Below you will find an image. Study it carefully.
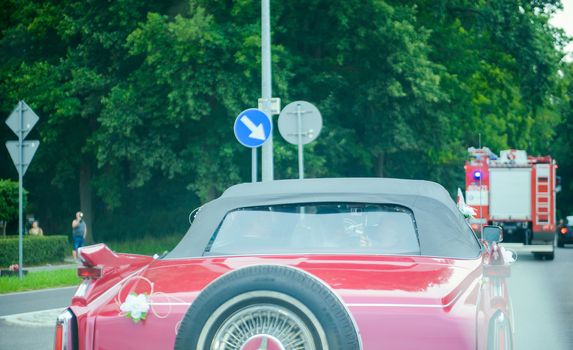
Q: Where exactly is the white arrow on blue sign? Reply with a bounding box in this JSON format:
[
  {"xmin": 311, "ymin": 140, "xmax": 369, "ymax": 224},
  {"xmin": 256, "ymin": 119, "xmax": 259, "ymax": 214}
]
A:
[{"xmin": 233, "ymin": 108, "xmax": 272, "ymax": 148}]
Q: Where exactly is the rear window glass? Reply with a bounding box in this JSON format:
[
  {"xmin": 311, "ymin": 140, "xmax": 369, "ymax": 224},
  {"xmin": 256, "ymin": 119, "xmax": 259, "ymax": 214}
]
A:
[{"xmin": 204, "ymin": 203, "xmax": 420, "ymax": 256}]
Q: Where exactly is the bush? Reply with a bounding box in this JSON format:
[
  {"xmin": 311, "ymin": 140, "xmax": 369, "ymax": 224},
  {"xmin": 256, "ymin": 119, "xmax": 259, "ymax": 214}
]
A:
[
  {"xmin": 0, "ymin": 235, "xmax": 68, "ymax": 267},
  {"xmin": 104, "ymin": 233, "xmax": 183, "ymax": 256}
]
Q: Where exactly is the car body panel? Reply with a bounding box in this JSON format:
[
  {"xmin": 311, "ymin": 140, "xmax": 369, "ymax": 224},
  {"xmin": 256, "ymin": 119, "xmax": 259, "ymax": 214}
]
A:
[
  {"xmin": 70, "ymin": 253, "xmax": 506, "ymax": 350},
  {"xmin": 63, "ymin": 179, "xmax": 511, "ymax": 350}
]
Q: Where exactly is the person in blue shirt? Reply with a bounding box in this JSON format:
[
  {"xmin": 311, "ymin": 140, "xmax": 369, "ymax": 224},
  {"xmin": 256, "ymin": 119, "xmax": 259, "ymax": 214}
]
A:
[{"xmin": 72, "ymin": 211, "xmax": 87, "ymax": 261}]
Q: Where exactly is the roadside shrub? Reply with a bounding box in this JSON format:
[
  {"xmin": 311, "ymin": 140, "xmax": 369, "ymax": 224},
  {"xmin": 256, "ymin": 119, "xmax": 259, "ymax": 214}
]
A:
[
  {"xmin": 0, "ymin": 235, "xmax": 67, "ymax": 267},
  {"xmin": 104, "ymin": 233, "xmax": 183, "ymax": 256}
]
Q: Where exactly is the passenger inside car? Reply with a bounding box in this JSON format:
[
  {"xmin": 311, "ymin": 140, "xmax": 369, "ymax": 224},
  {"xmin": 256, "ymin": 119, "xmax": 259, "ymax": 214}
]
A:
[{"xmin": 365, "ymin": 212, "xmax": 420, "ymax": 254}]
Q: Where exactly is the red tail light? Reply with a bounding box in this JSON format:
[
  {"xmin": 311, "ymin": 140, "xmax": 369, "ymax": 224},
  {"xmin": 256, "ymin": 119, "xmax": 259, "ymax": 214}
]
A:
[
  {"xmin": 54, "ymin": 309, "xmax": 74, "ymax": 350},
  {"xmin": 54, "ymin": 324, "xmax": 63, "ymax": 350},
  {"xmin": 561, "ymin": 227, "xmax": 568, "ymax": 235},
  {"xmin": 77, "ymin": 266, "xmax": 103, "ymax": 279}
]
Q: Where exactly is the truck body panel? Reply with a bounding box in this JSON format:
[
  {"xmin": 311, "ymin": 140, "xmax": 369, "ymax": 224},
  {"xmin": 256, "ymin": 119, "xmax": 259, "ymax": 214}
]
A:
[{"xmin": 489, "ymin": 168, "xmax": 531, "ymax": 221}]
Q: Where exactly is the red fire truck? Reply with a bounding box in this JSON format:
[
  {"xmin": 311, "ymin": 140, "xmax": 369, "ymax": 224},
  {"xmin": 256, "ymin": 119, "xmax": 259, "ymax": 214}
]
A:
[{"xmin": 464, "ymin": 147, "xmax": 558, "ymax": 260}]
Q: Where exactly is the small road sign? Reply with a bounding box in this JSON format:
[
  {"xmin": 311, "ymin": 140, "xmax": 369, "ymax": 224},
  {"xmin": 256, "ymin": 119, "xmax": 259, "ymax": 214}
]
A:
[
  {"xmin": 5, "ymin": 140, "xmax": 40, "ymax": 176},
  {"xmin": 234, "ymin": 108, "xmax": 272, "ymax": 148},
  {"xmin": 278, "ymin": 101, "xmax": 323, "ymax": 179},
  {"xmin": 278, "ymin": 101, "xmax": 322, "ymax": 145},
  {"xmin": 258, "ymin": 97, "xmax": 281, "ymax": 115},
  {"xmin": 5, "ymin": 101, "xmax": 39, "ymax": 139}
]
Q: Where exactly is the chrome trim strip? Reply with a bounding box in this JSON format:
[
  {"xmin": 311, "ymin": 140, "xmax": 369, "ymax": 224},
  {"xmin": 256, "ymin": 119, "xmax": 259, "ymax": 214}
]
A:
[
  {"xmin": 74, "ymin": 280, "xmax": 90, "ymax": 298},
  {"xmin": 348, "ymin": 303, "xmax": 449, "ymax": 308},
  {"xmin": 196, "ymin": 251, "xmax": 482, "ymax": 260},
  {"xmin": 148, "ymin": 302, "xmax": 191, "ymax": 306},
  {"xmin": 56, "ymin": 309, "xmax": 73, "ymax": 350}
]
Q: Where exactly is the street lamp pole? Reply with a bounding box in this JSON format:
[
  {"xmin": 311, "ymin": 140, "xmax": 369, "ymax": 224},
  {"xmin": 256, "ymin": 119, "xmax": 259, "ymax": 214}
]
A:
[{"xmin": 261, "ymin": 0, "xmax": 273, "ymax": 181}]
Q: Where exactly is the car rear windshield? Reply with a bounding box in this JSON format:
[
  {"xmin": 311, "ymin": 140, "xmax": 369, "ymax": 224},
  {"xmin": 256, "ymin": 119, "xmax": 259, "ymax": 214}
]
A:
[{"xmin": 204, "ymin": 203, "xmax": 421, "ymax": 256}]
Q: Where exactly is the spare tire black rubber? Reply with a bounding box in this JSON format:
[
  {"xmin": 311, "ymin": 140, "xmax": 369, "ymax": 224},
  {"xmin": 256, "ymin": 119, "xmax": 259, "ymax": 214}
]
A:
[{"xmin": 174, "ymin": 264, "xmax": 361, "ymax": 350}]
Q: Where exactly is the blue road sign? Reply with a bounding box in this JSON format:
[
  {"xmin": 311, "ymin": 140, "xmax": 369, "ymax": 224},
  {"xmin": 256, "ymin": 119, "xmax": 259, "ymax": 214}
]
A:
[{"xmin": 234, "ymin": 108, "xmax": 272, "ymax": 148}]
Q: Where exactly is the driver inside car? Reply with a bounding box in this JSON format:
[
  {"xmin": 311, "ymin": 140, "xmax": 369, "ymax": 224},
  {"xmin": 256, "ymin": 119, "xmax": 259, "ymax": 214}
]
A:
[{"xmin": 321, "ymin": 212, "xmax": 370, "ymax": 248}]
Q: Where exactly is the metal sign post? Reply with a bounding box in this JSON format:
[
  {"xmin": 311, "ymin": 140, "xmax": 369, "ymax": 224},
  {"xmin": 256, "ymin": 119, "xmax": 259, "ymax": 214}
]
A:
[
  {"xmin": 233, "ymin": 108, "xmax": 272, "ymax": 182},
  {"xmin": 296, "ymin": 104, "xmax": 304, "ymax": 179},
  {"xmin": 278, "ymin": 101, "xmax": 323, "ymax": 179},
  {"xmin": 261, "ymin": 0, "xmax": 273, "ymax": 182},
  {"xmin": 252, "ymin": 148, "xmax": 257, "ymax": 182},
  {"xmin": 5, "ymin": 101, "xmax": 40, "ymax": 279},
  {"xmin": 18, "ymin": 102, "xmax": 23, "ymax": 279}
]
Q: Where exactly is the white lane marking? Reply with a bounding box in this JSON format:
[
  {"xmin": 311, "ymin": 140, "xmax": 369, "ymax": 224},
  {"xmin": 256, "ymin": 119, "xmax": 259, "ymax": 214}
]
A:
[{"xmin": 0, "ymin": 307, "xmax": 64, "ymax": 327}]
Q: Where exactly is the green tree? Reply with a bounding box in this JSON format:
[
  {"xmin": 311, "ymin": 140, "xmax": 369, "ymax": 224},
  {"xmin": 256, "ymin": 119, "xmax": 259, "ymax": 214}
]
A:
[
  {"xmin": 0, "ymin": 0, "xmax": 569, "ymax": 241},
  {"xmin": 0, "ymin": 179, "xmax": 27, "ymax": 236},
  {"xmin": 552, "ymin": 62, "xmax": 573, "ymax": 217},
  {"xmin": 0, "ymin": 0, "xmax": 177, "ymax": 239}
]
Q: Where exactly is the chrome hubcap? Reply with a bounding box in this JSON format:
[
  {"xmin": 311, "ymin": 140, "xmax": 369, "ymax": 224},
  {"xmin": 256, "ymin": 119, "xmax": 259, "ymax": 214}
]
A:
[
  {"xmin": 211, "ymin": 304, "xmax": 315, "ymax": 350},
  {"xmin": 240, "ymin": 335, "xmax": 285, "ymax": 350}
]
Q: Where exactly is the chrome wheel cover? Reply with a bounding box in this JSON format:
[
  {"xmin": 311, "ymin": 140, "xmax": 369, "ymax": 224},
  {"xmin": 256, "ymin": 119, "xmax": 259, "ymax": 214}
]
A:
[
  {"xmin": 212, "ymin": 304, "xmax": 315, "ymax": 350},
  {"xmin": 200, "ymin": 291, "xmax": 327, "ymax": 350}
]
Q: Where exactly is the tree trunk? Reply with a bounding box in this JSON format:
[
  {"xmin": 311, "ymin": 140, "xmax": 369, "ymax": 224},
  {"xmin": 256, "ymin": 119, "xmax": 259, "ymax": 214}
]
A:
[
  {"xmin": 79, "ymin": 161, "xmax": 93, "ymax": 243},
  {"xmin": 376, "ymin": 152, "xmax": 385, "ymax": 177}
]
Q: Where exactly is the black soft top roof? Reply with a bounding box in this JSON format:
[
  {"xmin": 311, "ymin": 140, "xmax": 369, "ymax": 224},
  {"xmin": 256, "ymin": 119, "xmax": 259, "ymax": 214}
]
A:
[{"xmin": 167, "ymin": 178, "xmax": 481, "ymax": 259}]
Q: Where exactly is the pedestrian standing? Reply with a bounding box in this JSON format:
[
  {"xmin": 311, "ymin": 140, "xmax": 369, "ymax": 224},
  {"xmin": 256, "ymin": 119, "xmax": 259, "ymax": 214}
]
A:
[
  {"xmin": 28, "ymin": 220, "xmax": 44, "ymax": 236},
  {"xmin": 72, "ymin": 211, "xmax": 87, "ymax": 261}
]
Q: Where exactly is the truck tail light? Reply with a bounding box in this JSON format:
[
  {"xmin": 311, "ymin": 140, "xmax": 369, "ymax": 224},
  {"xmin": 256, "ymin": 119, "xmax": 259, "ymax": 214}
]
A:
[
  {"xmin": 77, "ymin": 266, "xmax": 103, "ymax": 279},
  {"xmin": 54, "ymin": 309, "xmax": 75, "ymax": 350},
  {"xmin": 561, "ymin": 227, "xmax": 568, "ymax": 235}
]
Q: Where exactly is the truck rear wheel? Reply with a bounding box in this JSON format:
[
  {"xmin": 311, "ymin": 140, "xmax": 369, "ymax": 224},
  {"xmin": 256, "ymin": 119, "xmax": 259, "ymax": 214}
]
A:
[{"xmin": 533, "ymin": 251, "xmax": 554, "ymax": 260}]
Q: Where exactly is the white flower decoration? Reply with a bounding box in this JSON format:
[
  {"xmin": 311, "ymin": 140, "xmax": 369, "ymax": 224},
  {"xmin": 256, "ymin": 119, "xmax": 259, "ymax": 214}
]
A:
[
  {"xmin": 457, "ymin": 188, "xmax": 477, "ymax": 219},
  {"xmin": 120, "ymin": 293, "xmax": 150, "ymax": 323},
  {"xmin": 459, "ymin": 204, "xmax": 477, "ymax": 219},
  {"xmin": 500, "ymin": 246, "xmax": 516, "ymax": 263}
]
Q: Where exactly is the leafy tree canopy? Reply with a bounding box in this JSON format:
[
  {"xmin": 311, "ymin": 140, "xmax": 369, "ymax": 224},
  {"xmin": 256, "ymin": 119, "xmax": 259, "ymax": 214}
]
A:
[{"xmin": 0, "ymin": 0, "xmax": 570, "ymax": 238}]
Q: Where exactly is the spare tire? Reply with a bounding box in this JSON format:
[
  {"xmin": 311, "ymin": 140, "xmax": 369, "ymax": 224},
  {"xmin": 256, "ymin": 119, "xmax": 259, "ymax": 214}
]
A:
[{"xmin": 174, "ymin": 265, "xmax": 361, "ymax": 350}]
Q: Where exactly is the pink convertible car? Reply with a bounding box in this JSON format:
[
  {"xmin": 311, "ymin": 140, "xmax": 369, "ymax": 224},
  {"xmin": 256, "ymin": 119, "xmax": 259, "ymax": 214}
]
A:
[{"xmin": 55, "ymin": 178, "xmax": 513, "ymax": 350}]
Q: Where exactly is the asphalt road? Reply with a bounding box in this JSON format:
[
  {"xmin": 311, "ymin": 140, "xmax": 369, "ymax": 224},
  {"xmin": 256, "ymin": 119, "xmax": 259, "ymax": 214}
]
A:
[
  {"xmin": 0, "ymin": 286, "xmax": 76, "ymax": 350},
  {"xmin": 0, "ymin": 286, "xmax": 76, "ymax": 317},
  {"xmin": 508, "ymin": 245, "xmax": 573, "ymax": 350},
  {"xmin": 0, "ymin": 248, "xmax": 572, "ymax": 350}
]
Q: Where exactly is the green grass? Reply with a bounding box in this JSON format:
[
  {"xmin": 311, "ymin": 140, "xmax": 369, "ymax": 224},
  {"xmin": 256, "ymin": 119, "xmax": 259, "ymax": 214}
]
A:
[
  {"xmin": 0, "ymin": 268, "xmax": 80, "ymax": 294},
  {"xmin": 104, "ymin": 234, "xmax": 183, "ymax": 256}
]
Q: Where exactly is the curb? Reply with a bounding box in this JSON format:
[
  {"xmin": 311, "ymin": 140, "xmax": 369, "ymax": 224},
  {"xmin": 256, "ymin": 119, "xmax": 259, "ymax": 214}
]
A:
[
  {"xmin": 0, "ymin": 307, "xmax": 64, "ymax": 327},
  {"xmin": 0, "ymin": 285, "xmax": 78, "ymax": 297}
]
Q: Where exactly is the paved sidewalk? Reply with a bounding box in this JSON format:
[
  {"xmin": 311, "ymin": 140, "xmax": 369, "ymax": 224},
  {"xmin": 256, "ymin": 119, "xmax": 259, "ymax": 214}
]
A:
[{"xmin": 25, "ymin": 257, "xmax": 78, "ymax": 272}]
